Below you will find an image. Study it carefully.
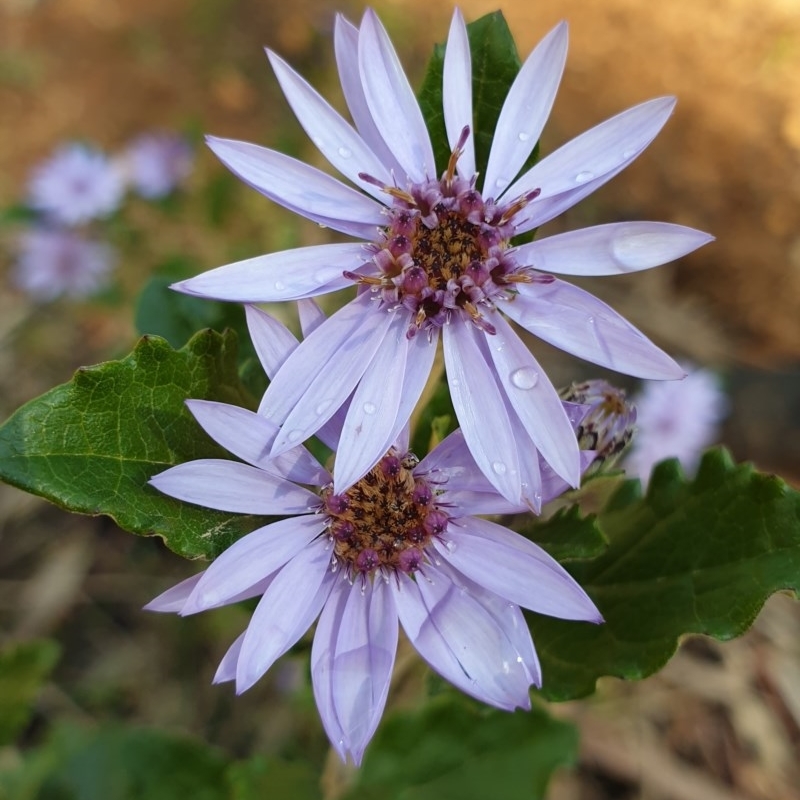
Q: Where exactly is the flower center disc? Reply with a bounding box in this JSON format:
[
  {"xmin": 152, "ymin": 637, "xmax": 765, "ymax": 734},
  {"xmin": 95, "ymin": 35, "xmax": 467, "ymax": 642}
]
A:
[
  {"xmin": 322, "ymin": 451, "xmax": 447, "ymax": 576},
  {"xmin": 412, "ymin": 210, "xmax": 483, "ymax": 289}
]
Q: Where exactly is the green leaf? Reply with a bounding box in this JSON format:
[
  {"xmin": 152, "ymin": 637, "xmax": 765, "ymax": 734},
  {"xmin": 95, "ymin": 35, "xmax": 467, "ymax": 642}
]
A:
[
  {"xmin": 227, "ymin": 756, "xmax": 320, "ymax": 800},
  {"xmin": 0, "ymin": 203, "xmax": 39, "ymax": 226},
  {"xmin": 0, "ymin": 330, "xmax": 269, "ymax": 560},
  {"xmin": 0, "ymin": 723, "xmax": 229, "ymax": 800},
  {"xmin": 532, "ymin": 449, "xmax": 800, "ymax": 700},
  {"xmin": 0, "ymin": 640, "xmax": 60, "ymax": 746},
  {"xmin": 347, "ymin": 695, "xmax": 577, "ymax": 800},
  {"xmin": 135, "ymin": 274, "xmax": 264, "ymax": 397},
  {"xmin": 524, "ymin": 505, "xmax": 608, "ymax": 562},
  {"xmin": 417, "ymin": 12, "xmax": 538, "ymax": 188}
]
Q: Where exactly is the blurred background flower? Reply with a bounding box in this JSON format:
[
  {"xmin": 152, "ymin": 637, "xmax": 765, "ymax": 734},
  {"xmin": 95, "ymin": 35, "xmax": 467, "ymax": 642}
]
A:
[
  {"xmin": 26, "ymin": 143, "xmax": 125, "ymax": 226},
  {"xmin": 12, "ymin": 227, "xmax": 116, "ymax": 300},
  {"xmin": 625, "ymin": 365, "xmax": 729, "ymax": 485},
  {"xmin": 120, "ymin": 132, "xmax": 193, "ymax": 199}
]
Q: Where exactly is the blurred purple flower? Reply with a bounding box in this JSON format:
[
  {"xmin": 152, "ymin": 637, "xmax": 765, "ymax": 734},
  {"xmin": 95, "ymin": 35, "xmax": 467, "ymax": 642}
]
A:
[
  {"xmin": 173, "ymin": 9, "xmax": 712, "ymax": 505},
  {"xmin": 27, "ymin": 143, "xmax": 125, "ymax": 226},
  {"xmin": 146, "ymin": 302, "xmax": 601, "ymax": 765},
  {"xmin": 13, "ymin": 228, "xmax": 115, "ymax": 300},
  {"xmin": 625, "ymin": 366, "xmax": 728, "ymax": 484},
  {"xmin": 122, "ymin": 132, "xmax": 193, "ymax": 199}
]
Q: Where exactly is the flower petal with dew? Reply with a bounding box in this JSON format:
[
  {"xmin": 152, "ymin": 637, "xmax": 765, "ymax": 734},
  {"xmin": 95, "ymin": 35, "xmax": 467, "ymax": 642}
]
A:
[
  {"xmin": 146, "ymin": 311, "xmax": 601, "ymax": 765},
  {"xmin": 173, "ymin": 8, "xmax": 712, "ymax": 503}
]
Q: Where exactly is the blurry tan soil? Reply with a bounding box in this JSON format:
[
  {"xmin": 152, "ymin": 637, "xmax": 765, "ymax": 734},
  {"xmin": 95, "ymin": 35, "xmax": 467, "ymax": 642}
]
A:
[{"xmin": 1, "ymin": 0, "xmax": 799, "ymax": 798}]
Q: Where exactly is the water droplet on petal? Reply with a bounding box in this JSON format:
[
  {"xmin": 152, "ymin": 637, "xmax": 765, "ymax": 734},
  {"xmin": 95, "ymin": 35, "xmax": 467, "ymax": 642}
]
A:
[
  {"xmin": 274, "ymin": 280, "xmax": 285, "ymax": 291},
  {"xmin": 623, "ymin": 147, "xmax": 637, "ymax": 159},
  {"xmin": 338, "ymin": 146, "xmax": 352, "ymax": 159},
  {"xmin": 363, "ymin": 401, "xmax": 377, "ymax": 414},
  {"xmin": 518, "ymin": 131, "xmax": 530, "ymax": 142},
  {"xmin": 444, "ymin": 540, "xmax": 457, "ymax": 553},
  {"xmin": 450, "ymin": 378, "xmax": 460, "ymax": 388},
  {"xmin": 510, "ymin": 367, "xmax": 539, "ymax": 390},
  {"xmin": 287, "ymin": 429, "xmax": 302, "ymax": 442},
  {"xmin": 492, "ymin": 461, "xmax": 507, "ymax": 476},
  {"xmin": 610, "ymin": 231, "xmax": 661, "ymax": 271},
  {"xmin": 315, "ymin": 399, "xmax": 332, "ymax": 416},
  {"xmin": 494, "ymin": 177, "xmax": 509, "ymax": 190},
  {"xmin": 575, "ymin": 170, "xmax": 595, "ymax": 183},
  {"xmin": 516, "ymin": 655, "xmax": 524, "ymax": 663}
]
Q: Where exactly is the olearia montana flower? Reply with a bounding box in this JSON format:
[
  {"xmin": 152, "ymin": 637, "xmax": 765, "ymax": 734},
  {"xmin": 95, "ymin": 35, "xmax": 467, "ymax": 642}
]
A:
[
  {"xmin": 146, "ymin": 301, "xmax": 602, "ymax": 766},
  {"xmin": 172, "ymin": 8, "xmax": 713, "ymax": 507},
  {"xmin": 27, "ymin": 143, "xmax": 125, "ymax": 226}
]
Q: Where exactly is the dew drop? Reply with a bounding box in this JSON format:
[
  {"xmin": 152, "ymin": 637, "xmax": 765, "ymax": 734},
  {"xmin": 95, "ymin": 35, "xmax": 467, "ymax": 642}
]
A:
[
  {"xmin": 575, "ymin": 170, "xmax": 595, "ymax": 183},
  {"xmin": 315, "ymin": 399, "xmax": 332, "ymax": 416},
  {"xmin": 338, "ymin": 146, "xmax": 352, "ymax": 158},
  {"xmin": 363, "ymin": 401, "xmax": 377, "ymax": 414},
  {"xmin": 610, "ymin": 230, "xmax": 660, "ymax": 271},
  {"xmin": 494, "ymin": 177, "xmax": 509, "ymax": 189},
  {"xmin": 287, "ymin": 429, "xmax": 303, "ymax": 442},
  {"xmin": 492, "ymin": 461, "xmax": 507, "ymax": 476},
  {"xmin": 274, "ymin": 280, "xmax": 285, "ymax": 291},
  {"xmin": 510, "ymin": 366, "xmax": 539, "ymax": 390},
  {"xmin": 444, "ymin": 540, "xmax": 457, "ymax": 553},
  {"xmin": 516, "ymin": 655, "xmax": 524, "ymax": 664},
  {"xmin": 450, "ymin": 378, "xmax": 460, "ymax": 388},
  {"xmin": 517, "ymin": 131, "xmax": 530, "ymax": 142},
  {"xmin": 623, "ymin": 147, "xmax": 637, "ymax": 159}
]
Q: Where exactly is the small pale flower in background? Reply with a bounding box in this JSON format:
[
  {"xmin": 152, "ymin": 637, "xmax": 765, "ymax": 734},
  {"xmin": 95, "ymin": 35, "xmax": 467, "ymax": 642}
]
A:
[
  {"xmin": 174, "ymin": 8, "xmax": 712, "ymax": 507},
  {"xmin": 13, "ymin": 228, "xmax": 116, "ymax": 301},
  {"xmin": 122, "ymin": 132, "xmax": 194, "ymax": 199},
  {"xmin": 625, "ymin": 366, "xmax": 728, "ymax": 484},
  {"xmin": 27, "ymin": 143, "xmax": 125, "ymax": 226},
  {"xmin": 146, "ymin": 302, "xmax": 602, "ymax": 765}
]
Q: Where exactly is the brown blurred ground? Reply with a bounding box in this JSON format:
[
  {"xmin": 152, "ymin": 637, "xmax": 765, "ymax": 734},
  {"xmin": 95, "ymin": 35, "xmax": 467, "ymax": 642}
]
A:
[{"xmin": 0, "ymin": 1, "xmax": 799, "ymax": 798}]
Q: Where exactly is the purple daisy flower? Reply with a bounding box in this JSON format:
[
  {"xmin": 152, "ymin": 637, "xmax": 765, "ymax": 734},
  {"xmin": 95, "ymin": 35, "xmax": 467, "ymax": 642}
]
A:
[
  {"xmin": 625, "ymin": 365, "xmax": 728, "ymax": 484},
  {"xmin": 13, "ymin": 228, "xmax": 116, "ymax": 301},
  {"xmin": 146, "ymin": 306, "xmax": 601, "ymax": 765},
  {"xmin": 122, "ymin": 132, "xmax": 194, "ymax": 199},
  {"xmin": 27, "ymin": 143, "xmax": 125, "ymax": 226},
  {"xmin": 172, "ymin": 9, "xmax": 712, "ymax": 506}
]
